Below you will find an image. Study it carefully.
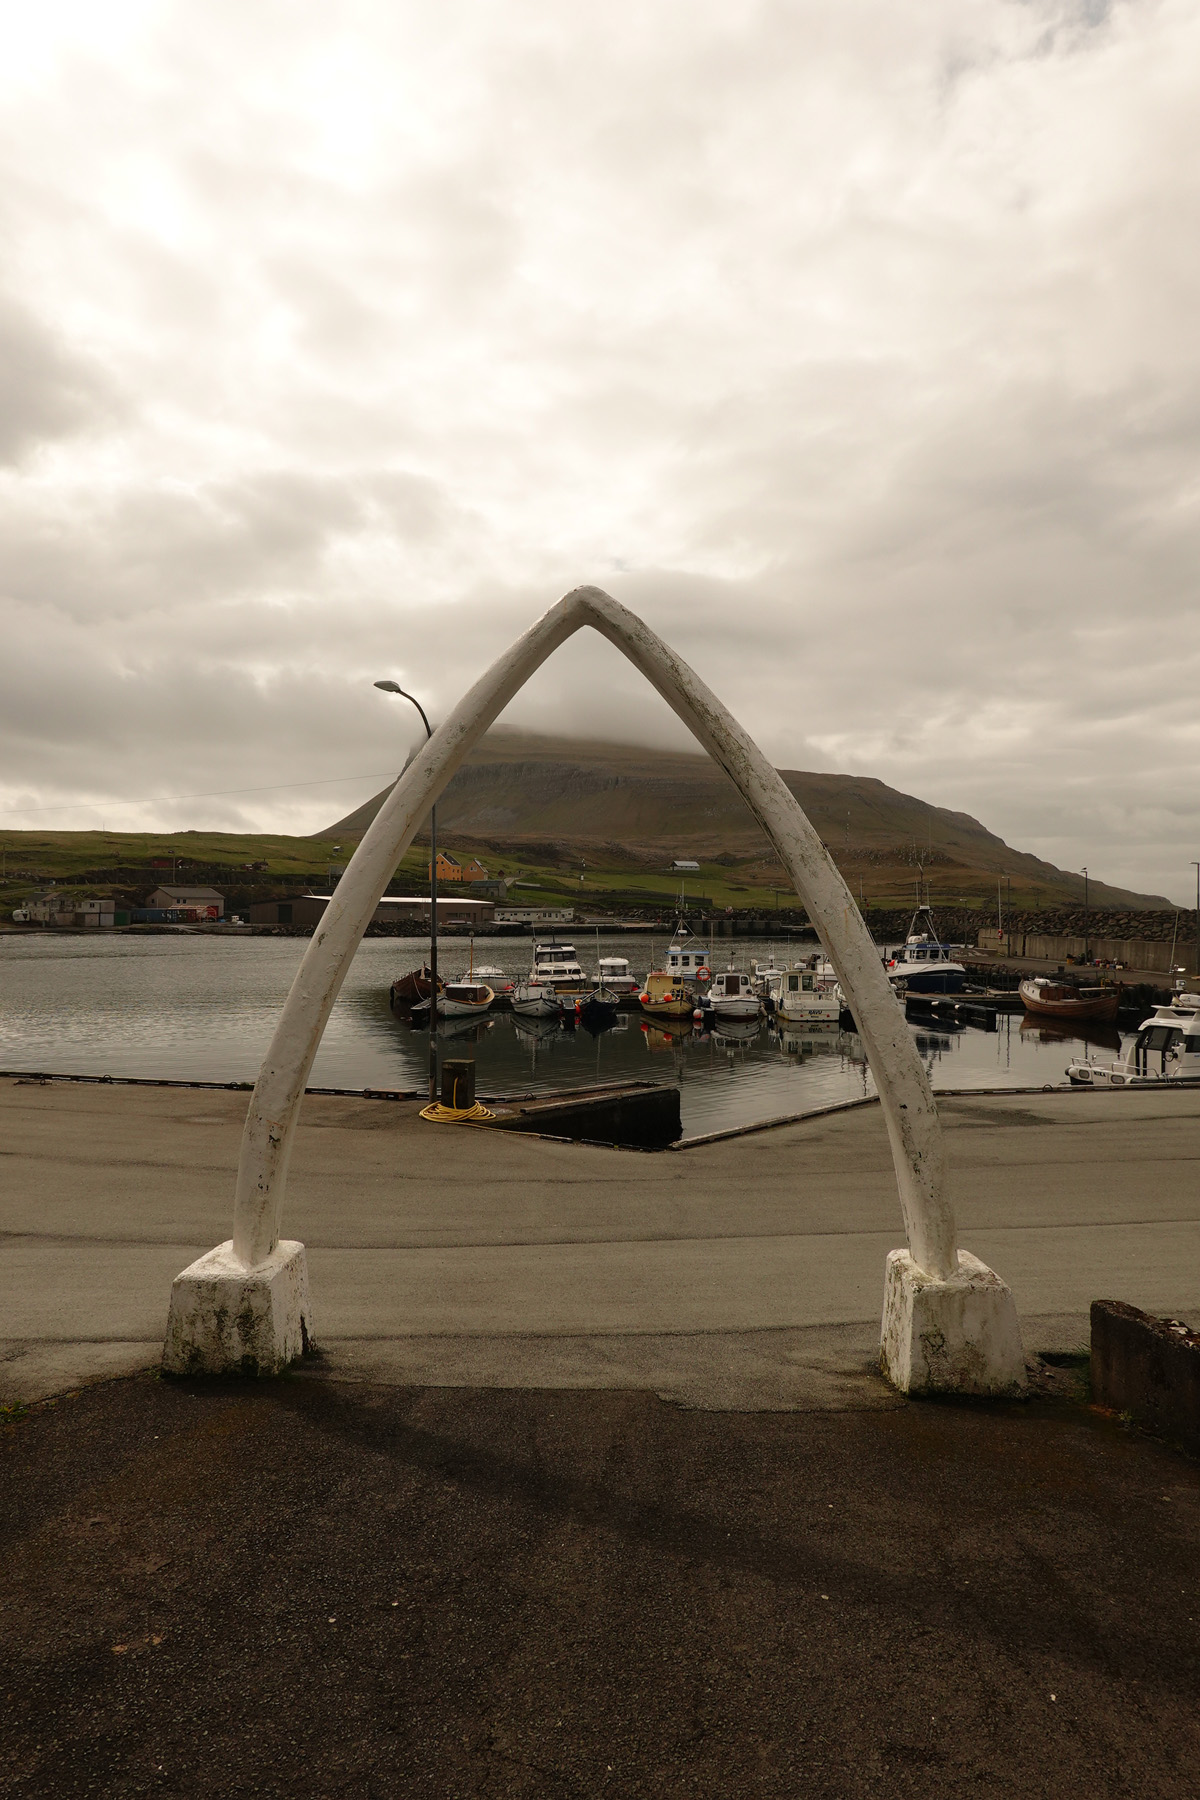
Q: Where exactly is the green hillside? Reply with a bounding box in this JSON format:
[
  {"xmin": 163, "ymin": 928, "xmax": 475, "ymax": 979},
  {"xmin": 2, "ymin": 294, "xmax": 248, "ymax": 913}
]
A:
[{"xmin": 326, "ymin": 730, "xmax": 1167, "ymax": 912}]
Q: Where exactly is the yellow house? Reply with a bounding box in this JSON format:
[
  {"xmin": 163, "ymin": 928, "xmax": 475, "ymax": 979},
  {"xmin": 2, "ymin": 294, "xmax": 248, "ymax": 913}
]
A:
[{"xmin": 428, "ymin": 852, "xmax": 489, "ymax": 883}]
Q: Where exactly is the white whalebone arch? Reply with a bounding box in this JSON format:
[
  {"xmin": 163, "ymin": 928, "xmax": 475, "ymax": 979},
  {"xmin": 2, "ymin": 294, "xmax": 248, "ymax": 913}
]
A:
[{"xmin": 229, "ymin": 585, "xmax": 958, "ymax": 1278}]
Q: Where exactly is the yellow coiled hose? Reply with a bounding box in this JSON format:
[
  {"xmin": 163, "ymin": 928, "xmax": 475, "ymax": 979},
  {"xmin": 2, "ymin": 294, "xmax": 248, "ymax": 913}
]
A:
[{"xmin": 419, "ymin": 1100, "xmax": 496, "ymax": 1124}]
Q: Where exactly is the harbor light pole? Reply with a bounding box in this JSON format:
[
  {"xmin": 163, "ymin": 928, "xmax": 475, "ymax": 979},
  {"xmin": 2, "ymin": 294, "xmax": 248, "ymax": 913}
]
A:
[
  {"xmin": 1081, "ymin": 867, "xmax": 1089, "ymax": 964},
  {"xmin": 1193, "ymin": 861, "xmax": 1200, "ymax": 980},
  {"xmin": 375, "ymin": 680, "xmax": 438, "ymax": 1103}
]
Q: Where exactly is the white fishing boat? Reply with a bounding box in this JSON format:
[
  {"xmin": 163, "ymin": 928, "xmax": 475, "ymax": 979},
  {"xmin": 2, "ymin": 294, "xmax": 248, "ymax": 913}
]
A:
[
  {"xmin": 885, "ymin": 906, "xmax": 967, "ymax": 995},
  {"xmin": 1066, "ymin": 992, "xmax": 1200, "ymax": 1086},
  {"xmin": 513, "ymin": 940, "xmax": 593, "ymax": 1016},
  {"xmin": 707, "ymin": 967, "xmax": 761, "ymax": 1020},
  {"xmin": 596, "ymin": 955, "xmax": 641, "ymax": 998},
  {"xmin": 437, "ymin": 979, "xmax": 494, "ymax": 1018},
  {"xmin": 665, "ymin": 925, "xmax": 710, "ymax": 991},
  {"xmin": 776, "ymin": 958, "xmax": 841, "ymax": 1025}
]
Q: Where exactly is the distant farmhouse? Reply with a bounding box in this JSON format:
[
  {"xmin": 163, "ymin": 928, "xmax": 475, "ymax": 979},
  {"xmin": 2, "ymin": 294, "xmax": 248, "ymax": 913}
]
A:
[{"xmin": 428, "ymin": 852, "xmax": 489, "ymax": 883}]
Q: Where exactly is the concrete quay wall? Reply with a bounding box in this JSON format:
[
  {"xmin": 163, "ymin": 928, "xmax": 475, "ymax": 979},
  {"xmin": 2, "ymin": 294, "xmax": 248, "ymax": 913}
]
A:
[{"xmin": 994, "ymin": 932, "xmax": 1191, "ymax": 973}]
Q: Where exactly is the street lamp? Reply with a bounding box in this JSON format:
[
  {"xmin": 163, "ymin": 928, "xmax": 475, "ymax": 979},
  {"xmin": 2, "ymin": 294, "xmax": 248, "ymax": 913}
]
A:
[
  {"xmin": 1192, "ymin": 861, "xmax": 1200, "ymax": 982},
  {"xmin": 375, "ymin": 680, "xmax": 438, "ymax": 1103},
  {"xmin": 1081, "ymin": 866, "xmax": 1089, "ymax": 964}
]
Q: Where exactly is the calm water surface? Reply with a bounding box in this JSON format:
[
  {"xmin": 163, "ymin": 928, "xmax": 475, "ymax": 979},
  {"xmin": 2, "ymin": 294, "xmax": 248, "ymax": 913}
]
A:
[{"xmin": 0, "ymin": 933, "xmax": 1122, "ymax": 1135}]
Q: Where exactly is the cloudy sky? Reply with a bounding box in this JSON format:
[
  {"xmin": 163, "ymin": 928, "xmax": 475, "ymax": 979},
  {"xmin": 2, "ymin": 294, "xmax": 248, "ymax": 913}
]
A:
[{"xmin": 1, "ymin": 0, "xmax": 1197, "ymax": 899}]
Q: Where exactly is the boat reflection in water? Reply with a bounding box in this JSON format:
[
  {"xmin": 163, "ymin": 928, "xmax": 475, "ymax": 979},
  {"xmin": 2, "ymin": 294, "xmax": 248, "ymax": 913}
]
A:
[
  {"xmin": 1019, "ymin": 1015, "xmax": 1122, "ymax": 1055},
  {"xmin": 709, "ymin": 1015, "xmax": 760, "ymax": 1048}
]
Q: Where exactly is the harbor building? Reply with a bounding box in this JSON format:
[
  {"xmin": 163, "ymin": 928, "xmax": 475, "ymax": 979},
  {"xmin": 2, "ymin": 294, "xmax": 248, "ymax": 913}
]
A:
[{"xmin": 147, "ymin": 884, "xmax": 225, "ymax": 918}]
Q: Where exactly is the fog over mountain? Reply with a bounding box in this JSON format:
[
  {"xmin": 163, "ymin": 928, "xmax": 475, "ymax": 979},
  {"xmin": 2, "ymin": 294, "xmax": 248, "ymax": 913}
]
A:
[{"xmin": 1, "ymin": 3, "xmax": 1197, "ymax": 901}]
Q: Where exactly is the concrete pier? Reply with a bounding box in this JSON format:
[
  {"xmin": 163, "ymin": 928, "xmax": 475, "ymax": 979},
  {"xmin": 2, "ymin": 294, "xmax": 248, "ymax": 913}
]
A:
[{"xmin": 3, "ymin": 1074, "xmax": 1199, "ymax": 1406}]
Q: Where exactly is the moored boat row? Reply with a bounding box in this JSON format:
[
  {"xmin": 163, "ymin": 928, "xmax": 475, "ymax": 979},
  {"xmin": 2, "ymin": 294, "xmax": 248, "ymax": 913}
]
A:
[{"xmin": 390, "ymin": 928, "xmax": 854, "ymax": 1028}]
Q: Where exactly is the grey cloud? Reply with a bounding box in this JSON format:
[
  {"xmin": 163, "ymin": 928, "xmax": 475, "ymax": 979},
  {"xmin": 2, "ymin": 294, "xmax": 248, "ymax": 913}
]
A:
[
  {"xmin": 0, "ymin": 1, "xmax": 1198, "ymax": 900},
  {"xmin": 0, "ymin": 293, "xmax": 116, "ymax": 463}
]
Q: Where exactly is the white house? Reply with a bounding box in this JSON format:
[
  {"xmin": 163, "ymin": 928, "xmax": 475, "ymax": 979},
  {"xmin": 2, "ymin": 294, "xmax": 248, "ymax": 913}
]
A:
[
  {"xmin": 18, "ymin": 892, "xmax": 115, "ymax": 927},
  {"xmin": 148, "ymin": 885, "xmax": 225, "ymax": 918}
]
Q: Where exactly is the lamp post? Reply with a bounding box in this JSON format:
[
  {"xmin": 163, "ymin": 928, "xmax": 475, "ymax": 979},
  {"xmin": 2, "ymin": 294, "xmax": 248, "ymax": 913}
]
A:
[
  {"xmin": 1081, "ymin": 866, "xmax": 1089, "ymax": 964},
  {"xmin": 1192, "ymin": 862, "xmax": 1200, "ymax": 981},
  {"xmin": 375, "ymin": 680, "xmax": 438, "ymax": 1103}
]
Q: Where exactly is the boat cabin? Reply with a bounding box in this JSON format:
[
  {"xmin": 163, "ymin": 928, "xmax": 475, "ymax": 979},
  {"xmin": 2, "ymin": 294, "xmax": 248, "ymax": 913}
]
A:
[
  {"xmin": 1130, "ymin": 1005, "xmax": 1200, "ymax": 1077},
  {"xmin": 598, "ymin": 956, "xmax": 640, "ymax": 994},
  {"xmin": 709, "ymin": 970, "xmax": 756, "ymax": 1002},
  {"xmin": 666, "ymin": 940, "xmax": 709, "ymax": 984},
  {"xmin": 530, "ymin": 941, "xmax": 590, "ymax": 994}
]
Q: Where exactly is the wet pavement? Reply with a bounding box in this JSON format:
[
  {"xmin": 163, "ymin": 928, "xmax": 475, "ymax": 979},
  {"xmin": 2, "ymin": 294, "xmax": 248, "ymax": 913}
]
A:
[{"xmin": 3, "ymin": 1367, "xmax": 1200, "ymax": 1798}]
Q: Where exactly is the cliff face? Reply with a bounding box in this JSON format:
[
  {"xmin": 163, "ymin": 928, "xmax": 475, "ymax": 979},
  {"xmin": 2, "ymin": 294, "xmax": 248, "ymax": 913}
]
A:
[{"xmin": 324, "ymin": 730, "xmax": 1168, "ymax": 910}]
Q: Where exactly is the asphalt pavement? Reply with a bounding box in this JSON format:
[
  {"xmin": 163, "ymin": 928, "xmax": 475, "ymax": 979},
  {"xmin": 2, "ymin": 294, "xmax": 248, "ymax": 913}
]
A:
[
  {"xmin": 3, "ymin": 1364, "xmax": 1199, "ymax": 1799},
  {"xmin": 3, "ymin": 1076, "xmax": 1200, "ymax": 1405}
]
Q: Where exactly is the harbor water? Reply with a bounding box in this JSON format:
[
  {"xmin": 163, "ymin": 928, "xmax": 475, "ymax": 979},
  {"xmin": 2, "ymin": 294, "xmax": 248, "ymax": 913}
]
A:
[{"xmin": 0, "ymin": 932, "xmax": 1125, "ymax": 1137}]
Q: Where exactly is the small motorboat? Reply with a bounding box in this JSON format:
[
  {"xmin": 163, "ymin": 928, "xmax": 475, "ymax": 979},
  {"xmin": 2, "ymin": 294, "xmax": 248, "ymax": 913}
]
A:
[
  {"xmin": 640, "ymin": 970, "xmax": 693, "ymax": 1019},
  {"xmin": 472, "ymin": 963, "xmax": 513, "ymax": 998},
  {"xmin": 512, "ymin": 983, "xmax": 560, "ymax": 1018},
  {"xmin": 511, "ymin": 982, "xmax": 560, "ymax": 1018},
  {"xmin": 707, "ymin": 968, "xmax": 761, "ymax": 1020},
  {"xmin": 577, "ymin": 992, "xmax": 619, "ymax": 1029},
  {"xmin": 390, "ymin": 964, "xmax": 442, "ymax": 1009},
  {"xmin": 596, "ymin": 955, "xmax": 641, "ymax": 998},
  {"xmin": 1067, "ymin": 992, "xmax": 1200, "ymax": 1086},
  {"xmin": 1019, "ymin": 977, "xmax": 1119, "ymax": 1023},
  {"xmin": 526, "ymin": 940, "xmax": 594, "ymax": 1007},
  {"xmin": 437, "ymin": 979, "xmax": 494, "ymax": 1018},
  {"xmin": 776, "ymin": 958, "xmax": 841, "ymax": 1025}
]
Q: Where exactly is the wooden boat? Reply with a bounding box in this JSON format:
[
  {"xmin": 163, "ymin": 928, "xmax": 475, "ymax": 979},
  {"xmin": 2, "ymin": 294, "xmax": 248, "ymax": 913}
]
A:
[
  {"xmin": 437, "ymin": 979, "xmax": 494, "ymax": 1018},
  {"xmin": 639, "ymin": 970, "xmax": 693, "ymax": 1019},
  {"xmin": 512, "ymin": 982, "xmax": 560, "ymax": 1019},
  {"xmin": 577, "ymin": 992, "xmax": 619, "ymax": 1030},
  {"xmin": 1019, "ymin": 978, "xmax": 1119, "ymax": 1023},
  {"xmin": 390, "ymin": 965, "xmax": 442, "ymax": 1009}
]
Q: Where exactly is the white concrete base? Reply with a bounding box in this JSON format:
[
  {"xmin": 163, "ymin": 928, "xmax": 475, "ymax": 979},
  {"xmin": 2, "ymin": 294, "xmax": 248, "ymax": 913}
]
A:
[
  {"xmin": 162, "ymin": 1239, "xmax": 314, "ymax": 1377},
  {"xmin": 879, "ymin": 1248, "xmax": 1026, "ymax": 1396}
]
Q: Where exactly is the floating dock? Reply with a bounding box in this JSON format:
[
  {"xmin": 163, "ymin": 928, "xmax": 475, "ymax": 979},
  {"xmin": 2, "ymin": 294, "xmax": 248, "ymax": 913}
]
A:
[{"xmin": 478, "ymin": 1079, "xmax": 682, "ymax": 1148}]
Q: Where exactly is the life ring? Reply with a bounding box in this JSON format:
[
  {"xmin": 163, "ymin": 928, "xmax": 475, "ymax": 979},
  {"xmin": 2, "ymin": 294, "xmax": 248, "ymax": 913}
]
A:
[{"xmin": 697, "ymin": 965, "xmax": 711, "ymax": 981}]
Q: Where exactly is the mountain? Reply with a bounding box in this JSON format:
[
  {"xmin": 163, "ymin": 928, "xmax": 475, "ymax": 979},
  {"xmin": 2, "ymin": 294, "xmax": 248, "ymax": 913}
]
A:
[{"xmin": 323, "ymin": 730, "xmax": 1167, "ymax": 909}]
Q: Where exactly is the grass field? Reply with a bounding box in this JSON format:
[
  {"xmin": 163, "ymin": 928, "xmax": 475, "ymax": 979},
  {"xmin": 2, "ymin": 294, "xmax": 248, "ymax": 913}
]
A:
[{"xmin": 0, "ymin": 826, "xmax": 1052, "ymax": 920}]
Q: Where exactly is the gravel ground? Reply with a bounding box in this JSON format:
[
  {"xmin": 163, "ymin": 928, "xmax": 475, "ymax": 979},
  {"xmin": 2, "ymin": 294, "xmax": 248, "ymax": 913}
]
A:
[{"xmin": 2, "ymin": 1365, "xmax": 1199, "ymax": 1799}]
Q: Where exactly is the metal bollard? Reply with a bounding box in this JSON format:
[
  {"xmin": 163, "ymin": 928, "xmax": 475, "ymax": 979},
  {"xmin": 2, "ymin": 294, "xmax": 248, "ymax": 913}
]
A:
[{"xmin": 440, "ymin": 1058, "xmax": 475, "ymax": 1110}]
